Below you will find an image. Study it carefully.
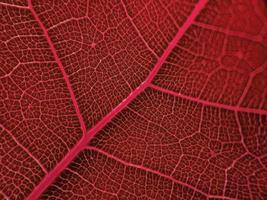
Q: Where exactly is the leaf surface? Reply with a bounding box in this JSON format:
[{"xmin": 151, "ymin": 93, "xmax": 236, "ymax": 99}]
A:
[{"xmin": 0, "ymin": 0, "xmax": 267, "ymax": 199}]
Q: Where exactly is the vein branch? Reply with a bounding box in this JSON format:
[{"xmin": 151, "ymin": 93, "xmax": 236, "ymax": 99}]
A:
[
  {"xmin": 87, "ymin": 146, "xmax": 228, "ymax": 199},
  {"xmin": 150, "ymin": 84, "xmax": 267, "ymax": 115},
  {"xmin": 27, "ymin": 0, "xmax": 87, "ymax": 135}
]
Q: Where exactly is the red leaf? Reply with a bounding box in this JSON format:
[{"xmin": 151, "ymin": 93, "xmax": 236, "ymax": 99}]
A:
[{"xmin": 0, "ymin": 0, "xmax": 266, "ymax": 199}]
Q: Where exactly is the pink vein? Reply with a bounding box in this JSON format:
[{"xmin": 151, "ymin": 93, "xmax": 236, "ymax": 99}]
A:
[
  {"xmin": 194, "ymin": 21, "xmax": 262, "ymax": 42},
  {"xmin": 88, "ymin": 146, "xmax": 234, "ymax": 199},
  {"xmin": 27, "ymin": 0, "xmax": 207, "ymax": 199},
  {"xmin": 28, "ymin": 0, "xmax": 86, "ymax": 134},
  {"xmin": 0, "ymin": 2, "xmax": 29, "ymax": 9},
  {"xmin": 150, "ymin": 84, "xmax": 267, "ymax": 115}
]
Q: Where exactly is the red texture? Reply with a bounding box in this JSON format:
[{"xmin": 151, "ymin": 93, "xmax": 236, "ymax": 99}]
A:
[{"xmin": 0, "ymin": 0, "xmax": 266, "ymax": 199}]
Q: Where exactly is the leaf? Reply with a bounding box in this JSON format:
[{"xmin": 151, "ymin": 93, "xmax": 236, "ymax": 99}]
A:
[{"xmin": 0, "ymin": 0, "xmax": 266, "ymax": 199}]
